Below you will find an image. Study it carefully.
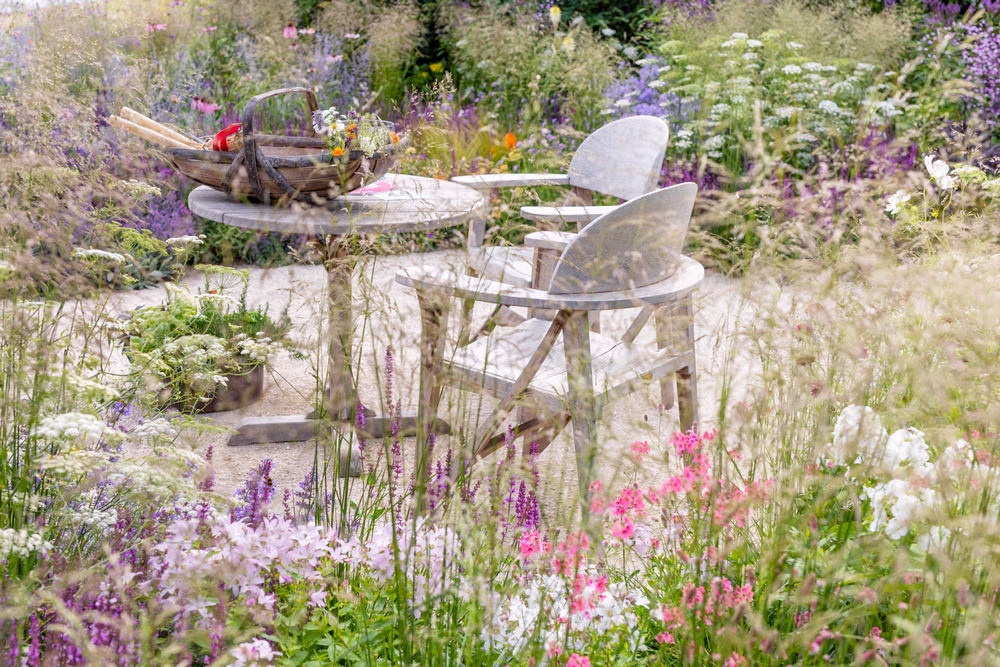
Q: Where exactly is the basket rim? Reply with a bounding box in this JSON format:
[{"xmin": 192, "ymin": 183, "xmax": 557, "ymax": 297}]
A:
[{"xmin": 165, "ymin": 138, "xmax": 406, "ymax": 167}]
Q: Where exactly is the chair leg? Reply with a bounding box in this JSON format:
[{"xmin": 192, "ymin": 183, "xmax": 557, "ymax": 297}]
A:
[
  {"xmin": 654, "ymin": 305, "xmax": 676, "ymax": 410},
  {"xmin": 674, "ymin": 295, "xmax": 698, "ymax": 431},
  {"xmin": 415, "ymin": 289, "xmax": 451, "ymax": 514},
  {"xmin": 562, "ymin": 310, "xmax": 599, "ymax": 535}
]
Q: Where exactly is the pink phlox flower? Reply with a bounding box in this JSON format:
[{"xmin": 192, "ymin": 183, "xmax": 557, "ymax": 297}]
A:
[
  {"xmin": 589, "ymin": 479, "xmax": 603, "ymax": 493},
  {"xmin": 566, "ymin": 654, "xmax": 591, "ymax": 667},
  {"xmin": 656, "ymin": 631, "xmax": 675, "ymax": 644},
  {"xmin": 725, "ymin": 654, "xmax": 748, "ymax": 667}
]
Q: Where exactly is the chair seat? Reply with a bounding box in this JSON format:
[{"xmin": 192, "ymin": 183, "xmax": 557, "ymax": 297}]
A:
[
  {"xmin": 468, "ymin": 245, "xmax": 534, "ymax": 288},
  {"xmin": 448, "ymin": 318, "xmax": 691, "ymax": 412}
]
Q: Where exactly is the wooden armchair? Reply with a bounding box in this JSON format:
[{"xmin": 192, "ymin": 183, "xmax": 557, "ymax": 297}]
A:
[
  {"xmin": 453, "ymin": 116, "xmax": 670, "ymax": 290},
  {"xmin": 396, "ymin": 183, "xmax": 700, "ymax": 517}
]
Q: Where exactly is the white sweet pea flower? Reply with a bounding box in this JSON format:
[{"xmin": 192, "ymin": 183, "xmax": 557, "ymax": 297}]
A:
[
  {"xmin": 924, "ymin": 155, "xmax": 955, "ymax": 190},
  {"xmin": 885, "ymin": 189, "xmax": 910, "ymax": 215}
]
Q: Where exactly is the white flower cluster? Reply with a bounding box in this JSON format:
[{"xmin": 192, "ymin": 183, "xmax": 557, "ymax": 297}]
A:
[
  {"xmin": 831, "ymin": 406, "xmax": 979, "ymax": 548},
  {"xmin": 234, "ymin": 332, "xmax": 281, "ymax": 364},
  {"xmin": 0, "ymin": 528, "xmax": 53, "ymax": 561},
  {"xmin": 165, "ymin": 235, "xmax": 205, "ymax": 247},
  {"xmin": 73, "ymin": 506, "xmax": 118, "ymax": 531},
  {"xmin": 483, "ymin": 567, "xmax": 648, "ymax": 654},
  {"xmin": 36, "ymin": 448, "xmax": 112, "ymax": 476},
  {"xmin": 73, "ymin": 248, "xmax": 126, "ymax": 264},
  {"xmin": 158, "ymin": 334, "xmax": 229, "ymax": 363},
  {"xmin": 36, "ymin": 412, "xmax": 116, "ymax": 446},
  {"xmin": 121, "ymin": 179, "xmax": 162, "ymax": 200},
  {"xmin": 129, "ymin": 417, "xmax": 179, "ymax": 443},
  {"xmin": 65, "ymin": 374, "xmax": 120, "ymax": 402}
]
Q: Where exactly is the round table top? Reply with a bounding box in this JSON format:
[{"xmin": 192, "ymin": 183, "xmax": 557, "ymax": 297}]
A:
[{"xmin": 187, "ymin": 173, "xmax": 486, "ymax": 236}]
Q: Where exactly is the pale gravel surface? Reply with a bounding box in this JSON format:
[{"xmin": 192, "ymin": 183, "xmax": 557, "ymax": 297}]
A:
[{"xmin": 102, "ymin": 249, "xmax": 754, "ymax": 509}]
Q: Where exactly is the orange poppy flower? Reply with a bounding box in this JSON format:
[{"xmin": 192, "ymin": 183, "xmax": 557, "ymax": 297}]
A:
[
  {"xmin": 332, "ymin": 146, "xmax": 344, "ymax": 157},
  {"xmin": 504, "ymin": 132, "xmax": 517, "ymax": 150}
]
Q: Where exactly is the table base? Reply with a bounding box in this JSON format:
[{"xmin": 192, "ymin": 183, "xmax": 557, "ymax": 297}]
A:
[{"xmin": 226, "ymin": 412, "xmax": 451, "ymax": 446}]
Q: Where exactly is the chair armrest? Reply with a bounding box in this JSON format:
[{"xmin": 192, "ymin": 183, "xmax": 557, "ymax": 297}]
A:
[
  {"xmin": 451, "ymin": 173, "xmax": 571, "ymax": 192},
  {"xmin": 524, "ymin": 231, "xmax": 577, "ymax": 252},
  {"xmin": 396, "ymin": 256, "xmax": 704, "ymax": 311},
  {"xmin": 520, "ymin": 205, "xmax": 619, "ymax": 225}
]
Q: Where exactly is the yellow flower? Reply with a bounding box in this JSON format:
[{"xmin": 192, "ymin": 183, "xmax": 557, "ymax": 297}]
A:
[
  {"xmin": 561, "ymin": 35, "xmax": 575, "ymax": 52},
  {"xmin": 429, "ymin": 62, "xmax": 444, "ymax": 73},
  {"xmin": 549, "ymin": 5, "xmax": 561, "ymax": 29}
]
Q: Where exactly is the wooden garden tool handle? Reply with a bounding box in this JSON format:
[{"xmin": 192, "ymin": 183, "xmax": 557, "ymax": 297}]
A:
[
  {"xmin": 120, "ymin": 107, "xmax": 201, "ymax": 148},
  {"xmin": 108, "ymin": 115, "xmax": 190, "ymax": 149}
]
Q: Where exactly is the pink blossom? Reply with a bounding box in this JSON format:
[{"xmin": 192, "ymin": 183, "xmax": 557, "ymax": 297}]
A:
[
  {"xmin": 611, "ymin": 517, "xmax": 635, "ymax": 540},
  {"xmin": 191, "ymin": 96, "xmax": 219, "ymax": 114},
  {"xmin": 299, "ymin": 27, "xmax": 315, "ymax": 35},
  {"xmin": 656, "ymin": 631, "xmax": 675, "ymax": 644},
  {"xmin": 202, "ymin": 25, "xmax": 217, "ymax": 32},
  {"xmin": 327, "ymin": 54, "xmax": 344, "ymax": 63},
  {"xmin": 344, "ymin": 32, "xmax": 360, "ymax": 39},
  {"xmin": 630, "ymin": 440, "xmax": 650, "ymax": 458},
  {"xmin": 283, "ymin": 22, "xmax": 297, "ymax": 39},
  {"xmin": 146, "ymin": 23, "xmax": 167, "ymax": 32},
  {"xmin": 566, "ymin": 654, "xmax": 591, "ymax": 667},
  {"xmin": 308, "ymin": 589, "xmax": 328, "ymax": 607}
]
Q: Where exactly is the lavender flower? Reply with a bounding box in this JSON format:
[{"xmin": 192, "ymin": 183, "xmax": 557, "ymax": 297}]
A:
[{"xmin": 231, "ymin": 459, "xmax": 276, "ymax": 527}]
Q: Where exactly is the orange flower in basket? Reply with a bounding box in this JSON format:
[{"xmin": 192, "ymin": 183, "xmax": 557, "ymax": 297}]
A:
[
  {"xmin": 503, "ymin": 132, "xmax": 517, "ymax": 150},
  {"xmin": 332, "ymin": 146, "xmax": 344, "ymax": 157},
  {"xmin": 390, "ymin": 131, "xmax": 400, "ymax": 145},
  {"xmin": 345, "ymin": 123, "xmax": 358, "ymax": 138}
]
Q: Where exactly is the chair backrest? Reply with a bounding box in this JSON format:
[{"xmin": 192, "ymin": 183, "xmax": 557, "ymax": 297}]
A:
[
  {"xmin": 548, "ymin": 182, "xmax": 697, "ymax": 295},
  {"xmin": 567, "ymin": 116, "xmax": 670, "ymax": 201}
]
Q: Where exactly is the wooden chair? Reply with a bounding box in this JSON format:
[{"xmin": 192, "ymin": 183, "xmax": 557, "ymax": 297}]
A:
[
  {"xmin": 396, "ymin": 183, "xmax": 701, "ymax": 518},
  {"xmin": 453, "ymin": 116, "xmax": 670, "ymax": 290}
]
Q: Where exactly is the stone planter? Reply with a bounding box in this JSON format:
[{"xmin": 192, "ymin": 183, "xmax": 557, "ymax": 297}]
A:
[{"xmin": 169, "ymin": 366, "xmax": 265, "ymax": 414}]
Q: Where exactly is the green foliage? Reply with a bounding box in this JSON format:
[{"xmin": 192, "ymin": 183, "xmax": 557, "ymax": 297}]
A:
[
  {"xmin": 123, "ymin": 268, "xmax": 289, "ymax": 412},
  {"xmin": 442, "ymin": 2, "xmax": 616, "ymax": 131}
]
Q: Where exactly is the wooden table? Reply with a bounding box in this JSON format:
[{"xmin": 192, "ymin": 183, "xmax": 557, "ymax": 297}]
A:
[{"xmin": 188, "ymin": 173, "xmax": 486, "ymax": 446}]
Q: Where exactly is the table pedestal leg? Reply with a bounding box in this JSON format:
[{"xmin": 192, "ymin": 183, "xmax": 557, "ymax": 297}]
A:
[{"xmin": 225, "ymin": 233, "xmax": 449, "ymax": 454}]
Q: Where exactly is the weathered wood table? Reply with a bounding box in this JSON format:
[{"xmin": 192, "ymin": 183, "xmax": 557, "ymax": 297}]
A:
[{"xmin": 188, "ymin": 173, "xmax": 486, "ymax": 446}]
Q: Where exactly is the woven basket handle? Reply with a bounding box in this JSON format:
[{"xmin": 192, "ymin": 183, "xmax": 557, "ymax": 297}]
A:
[
  {"xmin": 240, "ymin": 87, "xmax": 319, "ymax": 143},
  {"xmin": 226, "ymin": 87, "xmax": 319, "ymax": 204}
]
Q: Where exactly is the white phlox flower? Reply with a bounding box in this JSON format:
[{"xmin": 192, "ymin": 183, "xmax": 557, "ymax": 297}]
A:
[{"xmin": 830, "ymin": 405, "xmax": 888, "ymax": 466}]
